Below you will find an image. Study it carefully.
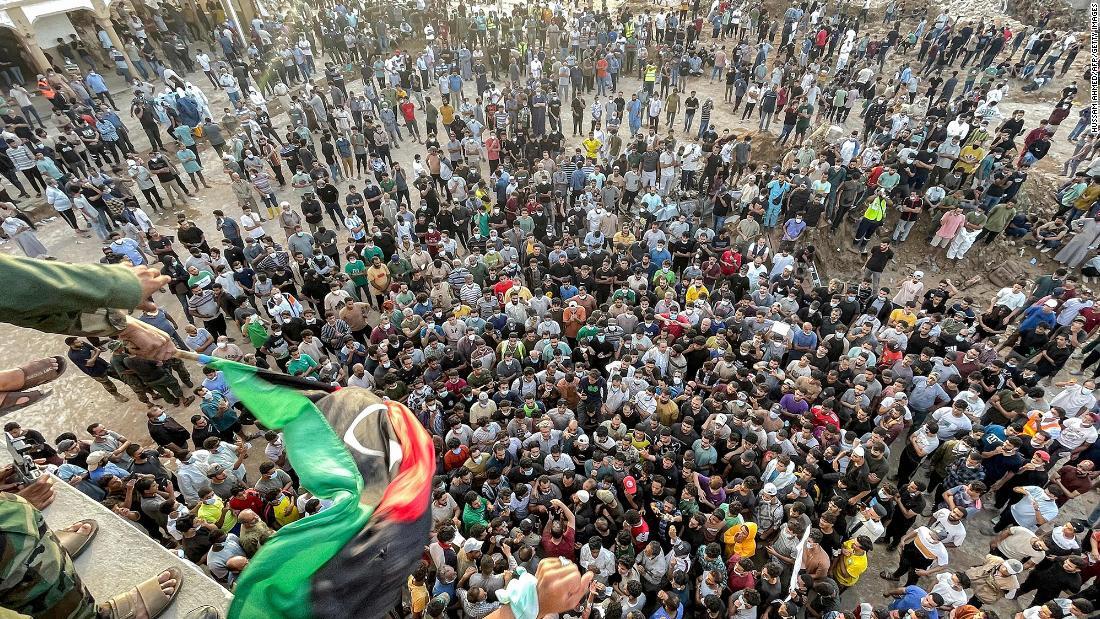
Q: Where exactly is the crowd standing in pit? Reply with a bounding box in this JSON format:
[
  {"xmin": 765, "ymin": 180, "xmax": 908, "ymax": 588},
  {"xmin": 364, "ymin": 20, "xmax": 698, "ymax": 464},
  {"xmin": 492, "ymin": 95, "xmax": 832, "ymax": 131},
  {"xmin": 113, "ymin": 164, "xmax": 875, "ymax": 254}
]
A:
[{"xmin": 3, "ymin": 0, "xmax": 1100, "ymax": 617}]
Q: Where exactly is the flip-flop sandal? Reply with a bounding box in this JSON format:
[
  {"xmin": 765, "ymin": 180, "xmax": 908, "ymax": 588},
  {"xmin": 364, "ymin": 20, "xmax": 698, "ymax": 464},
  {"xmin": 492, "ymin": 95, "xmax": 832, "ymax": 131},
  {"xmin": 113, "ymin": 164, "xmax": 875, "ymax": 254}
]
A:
[
  {"xmin": 17, "ymin": 356, "xmax": 66, "ymax": 389},
  {"xmin": 102, "ymin": 567, "xmax": 183, "ymax": 619},
  {"xmin": 182, "ymin": 605, "xmax": 221, "ymax": 619},
  {"xmin": 55, "ymin": 519, "xmax": 98, "ymax": 558},
  {"xmin": 0, "ymin": 389, "xmax": 51, "ymax": 414}
]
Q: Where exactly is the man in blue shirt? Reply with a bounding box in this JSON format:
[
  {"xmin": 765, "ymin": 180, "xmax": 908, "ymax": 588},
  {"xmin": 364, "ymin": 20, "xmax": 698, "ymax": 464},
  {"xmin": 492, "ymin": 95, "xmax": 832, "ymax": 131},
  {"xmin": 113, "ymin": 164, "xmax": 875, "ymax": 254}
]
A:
[
  {"xmin": 85, "ymin": 450, "xmax": 131, "ymax": 482},
  {"xmin": 886, "ymin": 586, "xmax": 942, "ymax": 619},
  {"xmin": 1001, "ymin": 298, "xmax": 1058, "ymax": 352},
  {"xmin": 108, "ymin": 232, "xmax": 146, "ymax": 265},
  {"xmin": 84, "ymin": 70, "xmax": 116, "ymax": 109}
]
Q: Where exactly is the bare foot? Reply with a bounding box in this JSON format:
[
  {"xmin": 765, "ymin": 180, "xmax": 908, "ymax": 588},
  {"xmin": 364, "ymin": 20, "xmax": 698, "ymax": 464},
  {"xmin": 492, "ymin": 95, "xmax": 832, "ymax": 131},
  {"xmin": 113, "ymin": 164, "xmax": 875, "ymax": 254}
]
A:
[{"xmin": 61, "ymin": 521, "xmax": 94, "ymax": 536}]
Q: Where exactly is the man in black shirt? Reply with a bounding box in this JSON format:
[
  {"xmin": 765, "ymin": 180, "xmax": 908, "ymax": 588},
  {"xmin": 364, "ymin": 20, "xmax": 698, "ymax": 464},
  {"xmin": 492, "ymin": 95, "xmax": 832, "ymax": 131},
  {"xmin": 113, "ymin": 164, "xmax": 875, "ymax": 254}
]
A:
[
  {"xmin": 315, "ymin": 178, "xmax": 343, "ymax": 226},
  {"xmin": 66, "ymin": 337, "xmax": 129, "ymax": 402},
  {"xmin": 683, "ymin": 92, "xmax": 699, "ymax": 132},
  {"xmin": 862, "ymin": 241, "xmax": 894, "ymax": 290}
]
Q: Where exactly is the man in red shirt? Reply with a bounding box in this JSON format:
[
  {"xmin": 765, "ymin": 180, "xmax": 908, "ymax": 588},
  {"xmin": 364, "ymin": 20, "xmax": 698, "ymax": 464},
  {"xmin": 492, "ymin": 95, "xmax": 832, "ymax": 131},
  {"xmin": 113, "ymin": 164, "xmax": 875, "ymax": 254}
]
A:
[
  {"xmin": 484, "ymin": 132, "xmax": 501, "ymax": 173},
  {"xmin": 626, "ymin": 509, "xmax": 651, "ymax": 550},
  {"xmin": 398, "ymin": 98, "xmax": 421, "ymax": 143},
  {"xmin": 540, "ymin": 498, "xmax": 576, "ymax": 560},
  {"xmin": 1052, "ymin": 460, "xmax": 1097, "ymax": 506}
]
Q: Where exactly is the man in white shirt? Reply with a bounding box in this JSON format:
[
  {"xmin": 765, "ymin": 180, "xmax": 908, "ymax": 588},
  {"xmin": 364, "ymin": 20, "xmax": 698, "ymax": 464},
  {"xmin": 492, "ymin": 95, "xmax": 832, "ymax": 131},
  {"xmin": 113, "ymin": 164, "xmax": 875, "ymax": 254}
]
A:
[
  {"xmin": 1051, "ymin": 411, "xmax": 1098, "ymax": 461},
  {"xmin": 931, "ymin": 400, "xmax": 973, "ymax": 439},
  {"xmin": 930, "ymin": 506, "xmax": 968, "ymax": 547},
  {"xmin": 994, "ymin": 282, "xmax": 1027, "ymax": 312},
  {"xmin": 930, "ymin": 571, "xmax": 970, "ymax": 610},
  {"xmin": 240, "ymin": 206, "xmax": 266, "ymax": 240},
  {"xmin": 347, "ymin": 363, "xmax": 374, "ymax": 389}
]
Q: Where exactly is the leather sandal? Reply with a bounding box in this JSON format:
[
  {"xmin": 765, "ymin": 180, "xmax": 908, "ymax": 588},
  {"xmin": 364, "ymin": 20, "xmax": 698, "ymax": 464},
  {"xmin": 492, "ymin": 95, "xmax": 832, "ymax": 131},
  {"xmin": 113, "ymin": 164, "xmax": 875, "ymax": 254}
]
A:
[
  {"xmin": 0, "ymin": 389, "xmax": 51, "ymax": 414},
  {"xmin": 101, "ymin": 567, "xmax": 183, "ymax": 619},
  {"xmin": 55, "ymin": 519, "xmax": 98, "ymax": 558},
  {"xmin": 17, "ymin": 356, "xmax": 66, "ymax": 389}
]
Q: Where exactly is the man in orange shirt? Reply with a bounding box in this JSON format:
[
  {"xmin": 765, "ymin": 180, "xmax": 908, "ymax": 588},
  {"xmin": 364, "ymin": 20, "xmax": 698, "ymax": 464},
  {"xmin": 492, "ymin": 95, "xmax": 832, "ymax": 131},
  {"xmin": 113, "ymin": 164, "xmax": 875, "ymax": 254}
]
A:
[{"xmin": 596, "ymin": 56, "xmax": 610, "ymax": 96}]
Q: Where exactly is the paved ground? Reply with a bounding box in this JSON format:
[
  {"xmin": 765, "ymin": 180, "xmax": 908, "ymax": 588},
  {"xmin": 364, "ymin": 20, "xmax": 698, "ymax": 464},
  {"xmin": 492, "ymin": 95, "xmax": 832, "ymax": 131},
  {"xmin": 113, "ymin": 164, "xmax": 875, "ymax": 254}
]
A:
[{"xmin": 1, "ymin": 29, "xmax": 1095, "ymax": 613}]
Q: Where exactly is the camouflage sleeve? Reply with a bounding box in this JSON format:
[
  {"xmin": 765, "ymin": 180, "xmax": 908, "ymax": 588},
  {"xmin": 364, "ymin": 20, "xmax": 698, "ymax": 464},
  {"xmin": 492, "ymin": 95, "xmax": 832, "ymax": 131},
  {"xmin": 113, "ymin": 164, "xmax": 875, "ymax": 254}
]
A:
[
  {"xmin": 0, "ymin": 493, "xmax": 95, "ymax": 618},
  {"xmin": 0, "ymin": 255, "xmax": 143, "ymax": 337}
]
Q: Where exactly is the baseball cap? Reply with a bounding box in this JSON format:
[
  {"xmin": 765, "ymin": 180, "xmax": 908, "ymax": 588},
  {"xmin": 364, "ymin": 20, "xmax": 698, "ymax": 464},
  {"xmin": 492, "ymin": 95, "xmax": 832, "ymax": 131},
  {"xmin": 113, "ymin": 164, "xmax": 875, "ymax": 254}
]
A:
[
  {"xmin": 1035, "ymin": 450, "xmax": 1051, "ymax": 462},
  {"xmin": 623, "ymin": 476, "xmax": 638, "ymax": 495},
  {"xmin": 1003, "ymin": 559, "xmax": 1024, "ymax": 575},
  {"xmin": 57, "ymin": 439, "xmax": 76, "ymax": 452},
  {"xmin": 762, "ymin": 482, "xmax": 778, "ymax": 496},
  {"xmin": 86, "ymin": 451, "xmax": 107, "ymax": 470},
  {"xmin": 1045, "ymin": 299, "xmax": 1059, "ymax": 307}
]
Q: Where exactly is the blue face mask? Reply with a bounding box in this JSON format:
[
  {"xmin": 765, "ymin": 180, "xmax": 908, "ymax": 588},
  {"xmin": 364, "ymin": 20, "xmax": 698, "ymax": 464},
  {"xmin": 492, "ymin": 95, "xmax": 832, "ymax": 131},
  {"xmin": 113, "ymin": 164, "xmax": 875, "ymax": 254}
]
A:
[{"xmin": 156, "ymin": 413, "xmax": 168, "ymax": 422}]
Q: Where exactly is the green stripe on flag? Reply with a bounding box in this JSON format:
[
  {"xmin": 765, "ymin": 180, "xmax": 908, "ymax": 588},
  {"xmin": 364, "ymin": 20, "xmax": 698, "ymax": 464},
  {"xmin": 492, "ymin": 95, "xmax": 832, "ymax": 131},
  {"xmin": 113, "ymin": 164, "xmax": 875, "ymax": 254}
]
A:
[{"xmin": 206, "ymin": 359, "xmax": 373, "ymax": 619}]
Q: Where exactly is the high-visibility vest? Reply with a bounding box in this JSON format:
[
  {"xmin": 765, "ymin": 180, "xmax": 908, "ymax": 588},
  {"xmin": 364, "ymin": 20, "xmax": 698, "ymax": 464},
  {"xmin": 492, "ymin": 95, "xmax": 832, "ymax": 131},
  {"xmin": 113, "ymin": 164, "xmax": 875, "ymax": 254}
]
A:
[
  {"xmin": 37, "ymin": 79, "xmax": 55, "ymax": 99},
  {"xmin": 863, "ymin": 197, "xmax": 887, "ymax": 221},
  {"xmin": 625, "ymin": 21, "xmax": 635, "ymax": 38},
  {"xmin": 644, "ymin": 65, "xmax": 657, "ymax": 82}
]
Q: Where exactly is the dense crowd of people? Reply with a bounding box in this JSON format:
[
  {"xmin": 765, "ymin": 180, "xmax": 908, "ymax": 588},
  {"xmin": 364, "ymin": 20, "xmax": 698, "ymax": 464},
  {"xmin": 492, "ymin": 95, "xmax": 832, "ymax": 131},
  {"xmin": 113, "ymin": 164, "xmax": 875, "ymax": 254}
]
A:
[{"xmin": 2, "ymin": 0, "xmax": 1100, "ymax": 617}]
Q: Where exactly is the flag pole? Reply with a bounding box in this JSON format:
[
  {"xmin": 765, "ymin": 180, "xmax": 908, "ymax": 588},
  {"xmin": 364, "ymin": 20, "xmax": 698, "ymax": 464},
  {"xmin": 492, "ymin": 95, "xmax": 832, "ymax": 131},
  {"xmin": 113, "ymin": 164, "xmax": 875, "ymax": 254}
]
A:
[{"xmin": 172, "ymin": 349, "xmax": 341, "ymax": 393}]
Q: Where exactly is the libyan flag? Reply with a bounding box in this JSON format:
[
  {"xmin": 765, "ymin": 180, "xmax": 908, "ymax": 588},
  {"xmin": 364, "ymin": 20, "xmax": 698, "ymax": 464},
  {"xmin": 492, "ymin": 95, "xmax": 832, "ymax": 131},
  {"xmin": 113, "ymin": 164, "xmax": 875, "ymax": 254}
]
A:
[{"xmin": 199, "ymin": 357, "xmax": 435, "ymax": 619}]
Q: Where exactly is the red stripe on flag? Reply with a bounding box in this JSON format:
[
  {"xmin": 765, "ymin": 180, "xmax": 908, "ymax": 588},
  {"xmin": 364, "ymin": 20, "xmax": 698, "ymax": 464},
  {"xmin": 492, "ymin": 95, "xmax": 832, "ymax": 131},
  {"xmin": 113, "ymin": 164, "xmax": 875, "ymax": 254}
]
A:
[{"xmin": 375, "ymin": 401, "xmax": 436, "ymax": 522}]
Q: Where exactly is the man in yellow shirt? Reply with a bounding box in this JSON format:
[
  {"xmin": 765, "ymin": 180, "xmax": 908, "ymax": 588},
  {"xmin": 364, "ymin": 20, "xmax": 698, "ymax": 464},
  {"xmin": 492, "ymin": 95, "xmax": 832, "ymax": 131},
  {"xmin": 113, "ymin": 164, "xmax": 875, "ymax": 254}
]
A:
[
  {"xmin": 613, "ymin": 226, "xmax": 636, "ymax": 251},
  {"xmin": 583, "ymin": 132, "xmax": 602, "ymax": 160},
  {"xmin": 954, "ymin": 141, "xmax": 986, "ymax": 179},
  {"xmin": 888, "ymin": 303, "xmax": 919, "ymax": 327},
  {"xmin": 685, "ymin": 279, "xmax": 710, "ymax": 304},
  {"xmin": 1072, "ymin": 176, "xmax": 1100, "ymax": 215},
  {"xmin": 832, "ymin": 535, "xmax": 873, "ymax": 591},
  {"xmin": 440, "ymin": 101, "xmax": 455, "ymax": 134}
]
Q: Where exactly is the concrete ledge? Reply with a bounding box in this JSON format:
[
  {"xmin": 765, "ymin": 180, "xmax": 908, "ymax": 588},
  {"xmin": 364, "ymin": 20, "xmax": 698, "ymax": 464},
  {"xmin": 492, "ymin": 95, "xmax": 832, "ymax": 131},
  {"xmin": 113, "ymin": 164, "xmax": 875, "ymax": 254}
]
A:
[{"xmin": 1, "ymin": 453, "xmax": 233, "ymax": 618}]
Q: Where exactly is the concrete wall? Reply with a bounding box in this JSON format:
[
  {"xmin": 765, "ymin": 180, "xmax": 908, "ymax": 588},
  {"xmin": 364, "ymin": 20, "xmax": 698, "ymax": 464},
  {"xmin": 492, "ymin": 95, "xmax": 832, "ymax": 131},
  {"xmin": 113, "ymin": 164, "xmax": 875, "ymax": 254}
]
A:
[{"xmin": 0, "ymin": 450, "xmax": 234, "ymax": 618}]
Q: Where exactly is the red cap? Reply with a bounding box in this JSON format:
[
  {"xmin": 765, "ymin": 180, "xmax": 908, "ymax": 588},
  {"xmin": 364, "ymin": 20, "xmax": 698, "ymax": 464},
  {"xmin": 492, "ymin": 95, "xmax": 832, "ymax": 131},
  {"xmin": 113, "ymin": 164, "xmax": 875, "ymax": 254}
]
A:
[
  {"xmin": 623, "ymin": 476, "xmax": 638, "ymax": 495},
  {"xmin": 1035, "ymin": 450, "xmax": 1051, "ymax": 463}
]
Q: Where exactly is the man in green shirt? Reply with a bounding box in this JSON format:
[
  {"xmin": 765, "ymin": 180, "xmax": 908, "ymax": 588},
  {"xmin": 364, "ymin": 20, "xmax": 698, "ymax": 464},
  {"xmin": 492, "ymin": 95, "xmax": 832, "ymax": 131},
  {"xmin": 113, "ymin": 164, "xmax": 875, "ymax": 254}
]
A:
[
  {"xmin": 285, "ymin": 347, "xmax": 319, "ymax": 379},
  {"xmin": 795, "ymin": 102, "xmax": 814, "ymax": 144},
  {"xmin": 344, "ymin": 254, "xmax": 370, "ymax": 299}
]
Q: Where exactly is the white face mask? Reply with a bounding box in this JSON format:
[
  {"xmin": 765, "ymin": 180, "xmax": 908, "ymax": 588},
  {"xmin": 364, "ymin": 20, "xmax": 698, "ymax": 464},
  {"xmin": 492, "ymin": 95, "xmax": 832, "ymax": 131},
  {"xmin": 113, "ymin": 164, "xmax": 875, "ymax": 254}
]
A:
[{"xmin": 204, "ymin": 497, "xmax": 218, "ymax": 505}]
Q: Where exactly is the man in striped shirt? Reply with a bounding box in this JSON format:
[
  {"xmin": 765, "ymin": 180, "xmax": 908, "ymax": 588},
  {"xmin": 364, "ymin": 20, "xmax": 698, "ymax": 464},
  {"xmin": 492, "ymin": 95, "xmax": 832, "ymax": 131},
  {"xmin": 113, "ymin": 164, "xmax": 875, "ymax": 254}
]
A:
[{"xmin": 459, "ymin": 274, "xmax": 482, "ymax": 305}]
